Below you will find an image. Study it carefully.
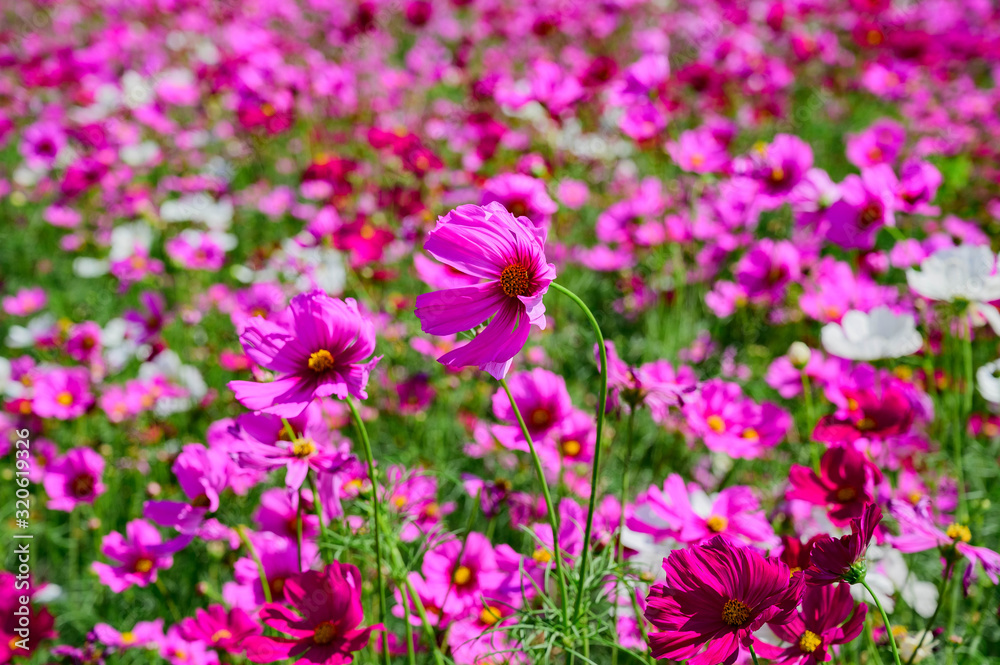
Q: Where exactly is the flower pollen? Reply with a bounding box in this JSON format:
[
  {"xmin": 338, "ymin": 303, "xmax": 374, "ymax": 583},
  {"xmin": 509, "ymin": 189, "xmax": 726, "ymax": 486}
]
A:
[
  {"xmin": 500, "ymin": 264, "xmax": 531, "ymax": 298},
  {"xmin": 799, "ymin": 630, "xmax": 822, "ymax": 653},
  {"xmin": 706, "ymin": 515, "xmax": 729, "ymax": 533},
  {"xmin": 946, "ymin": 523, "xmax": 972, "ymax": 543},
  {"xmin": 56, "ymin": 391, "xmax": 74, "ymax": 406},
  {"xmin": 312, "ymin": 621, "xmax": 338, "ymax": 645},
  {"xmin": 721, "ymin": 598, "xmax": 751, "ymax": 627},
  {"xmin": 707, "ymin": 414, "xmax": 725, "ymax": 432},
  {"xmin": 292, "ymin": 439, "xmax": 317, "ymax": 458},
  {"xmin": 133, "ymin": 557, "xmax": 154, "ymax": 573},
  {"xmin": 453, "ymin": 565, "xmax": 473, "ymax": 586},
  {"xmin": 480, "ymin": 606, "xmax": 502, "ymax": 626},
  {"xmin": 307, "ymin": 349, "xmax": 336, "ymax": 373}
]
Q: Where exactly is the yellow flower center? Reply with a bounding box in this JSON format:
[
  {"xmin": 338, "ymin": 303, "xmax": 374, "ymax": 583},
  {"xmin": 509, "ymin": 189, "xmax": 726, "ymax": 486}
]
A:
[
  {"xmin": 133, "ymin": 557, "xmax": 154, "ymax": 573},
  {"xmin": 480, "ymin": 606, "xmax": 502, "ymax": 626},
  {"xmin": 424, "ymin": 502, "xmax": 440, "ymax": 517},
  {"xmin": 211, "ymin": 629, "xmax": 232, "ymax": 643},
  {"xmin": 453, "ymin": 565, "xmax": 473, "ymax": 586},
  {"xmin": 707, "ymin": 415, "xmax": 725, "ymax": 433},
  {"xmin": 856, "ymin": 417, "xmax": 876, "ymax": 431},
  {"xmin": 529, "ymin": 408, "xmax": 551, "ymax": 428},
  {"xmin": 770, "ymin": 166, "xmax": 786, "ymax": 184},
  {"xmin": 307, "ymin": 349, "xmax": 336, "ymax": 373},
  {"xmin": 561, "ymin": 439, "xmax": 581, "ymax": 457},
  {"xmin": 393, "ymin": 495, "xmax": 407, "ymax": 508},
  {"xmin": 691, "ymin": 153, "xmax": 705, "ymax": 167},
  {"xmin": 741, "ymin": 428, "xmax": 759, "ymax": 440},
  {"xmin": 121, "ymin": 631, "xmax": 136, "ymax": 644},
  {"xmin": 292, "ymin": 439, "xmax": 316, "ymax": 458},
  {"xmin": 847, "ymin": 398, "xmax": 859, "ymax": 411},
  {"xmin": 835, "ymin": 487, "xmax": 857, "ymax": 502},
  {"xmin": 533, "ymin": 549, "xmax": 552, "ymax": 564},
  {"xmin": 56, "ymin": 391, "xmax": 74, "ymax": 406},
  {"xmin": 706, "ymin": 515, "xmax": 729, "ymax": 533},
  {"xmin": 946, "ymin": 523, "xmax": 971, "ymax": 543},
  {"xmin": 500, "ymin": 264, "xmax": 531, "ymax": 298},
  {"xmin": 799, "ymin": 630, "xmax": 822, "ymax": 653},
  {"xmin": 312, "ymin": 621, "xmax": 338, "ymax": 645},
  {"xmin": 721, "ymin": 598, "xmax": 751, "ymax": 627}
]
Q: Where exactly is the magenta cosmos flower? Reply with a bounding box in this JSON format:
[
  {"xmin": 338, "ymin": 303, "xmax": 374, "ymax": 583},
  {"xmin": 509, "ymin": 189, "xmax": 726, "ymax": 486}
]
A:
[
  {"xmin": 755, "ymin": 583, "xmax": 867, "ymax": 665},
  {"xmin": 178, "ymin": 605, "xmax": 261, "ymax": 653},
  {"xmin": 229, "ymin": 290, "xmax": 381, "ymax": 417},
  {"xmin": 43, "ymin": 446, "xmax": 106, "ymax": 512},
  {"xmin": 92, "ymin": 519, "xmax": 190, "ymax": 592},
  {"xmin": 806, "ymin": 502, "xmax": 882, "ymax": 586},
  {"xmin": 244, "ymin": 561, "xmax": 381, "ymax": 665},
  {"xmin": 645, "ymin": 536, "xmax": 802, "ymax": 665},
  {"xmin": 414, "ymin": 202, "xmax": 556, "ymax": 380},
  {"xmin": 888, "ymin": 499, "xmax": 1000, "ymax": 593},
  {"xmin": 31, "ymin": 367, "xmax": 93, "ymax": 420}
]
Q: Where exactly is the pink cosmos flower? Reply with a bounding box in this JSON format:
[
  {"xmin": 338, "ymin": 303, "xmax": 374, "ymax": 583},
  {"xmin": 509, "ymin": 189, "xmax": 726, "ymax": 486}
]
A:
[
  {"xmin": 755, "ymin": 583, "xmax": 867, "ymax": 665},
  {"xmin": 644, "ymin": 536, "xmax": 802, "ymax": 665},
  {"xmin": 224, "ymin": 532, "xmax": 318, "ymax": 610},
  {"xmin": 234, "ymin": 403, "xmax": 355, "ymax": 490},
  {"xmin": 414, "ymin": 202, "xmax": 556, "ymax": 380},
  {"xmin": 750, "ymin": 134, "xmax": 814, "ymax": 208},
  {"xmin": 491, "ymin": 368, "xmax": 573, "ymax": 448},
  {"xmin": 667, "ymin": 127, "xmax": 730, "ymax": 174},
  {"xmin": 165, "ymin": 230, "xmax": 231, "ymax": 271},
  {"xmin": 888, "ymin": 499, "xmax": 1000, "ymax": 593},
  {"xmin": 94, "ymin": 619, "xmax": 165, "ymax": 649},
  {"xmin": 143, "ymin": 443, "xmax": 234, "ymax": 533},
  {"xmin": 684, "ymin": 379, "xmax": 791, "ymax": 459},
  {"xmin": 384, "ymin": 466, "xmax": 455, "ymax": 542},
  {"xmin": 787, "ymin": 446, "xmax": 883, "ymax": 527},
  {"xmin": 254, "ymin": 487, "xmax": 320, "ymax": 541},
  {"xmin": 31, "ymin": 367, "xmax": 93, "ymax": 420},
  {"xmin": 734, "ymin": 239, "xmax": 802, "ymax": 304},
  {"xmin": 806, "ymin": 503, "xmax": 882, "ymax": 585},
  {"xmin": 420, "ymin": 532, "xmax": 509, "ymax": 618},
  {"xmin": 229, "ymin": 290, "xmax": 381, "ymax": 417},
  {"xmin": 812, "ymin": 384, "xmax": 915, "ymax": 444},
  {"xmin": 1, "ymin": 571, "xmax": 57, "ymax": 661},
  {"xmin": 65, "ymin": 321, "xmax": 103, "ymax": 362},
  {"xmin": 244, "ymin": 562, "xmax": 381, "ymax": 665},
  {"xmin": 178, "ymin": 605, "xmax": 261, "ymax": 653},
  {"xmin": 822, "ymin": 165, "xmax": 898, "ymax": 250},
  {"xmin": 598, "ymin": 341, "xmax": 695, "ymax": 419},
  {"xmin": 162, "ymin": 625, "xmax": 219, "ymax": 665},
  {"xmin": 43, "ymin": 446, "xmax": 106, "ymax": 512},
  {"xmin": 2, "ymin": 287, "xmax": 47, "ymax": 316},
  {"xmin": 92, "ymin": 519, "xmax": 189, "ymax": 592},
  {"xmin": 480, "ymin": 173, "xmax": 558, "ymax": 228},
  {"xmin": 628, "ymin": 474, "xmax": 779, "ymax": 549},
  {"xmin": 845, "ymin": 119, "xmax": 905, "ymax": 168}
]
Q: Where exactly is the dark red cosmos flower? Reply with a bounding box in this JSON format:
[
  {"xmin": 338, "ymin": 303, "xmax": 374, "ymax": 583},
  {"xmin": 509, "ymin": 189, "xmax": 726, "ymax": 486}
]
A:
[
  {"xmin": 244, "ymin": 562, "xmax": 380, "ymax": 665},
  {"xmin": 755, "ymin": 583, "xmax": 867, "ymax": 665},
  {"xmin": 787, "ymin": 445, "xmax": 883, "ymax": 527},
  {"xmin": 813, "ymin": 386, "xmax": 914, "ymax": 443},
  {"xmin": 779, "ymin": 534, "xmax": 829, "ymax": 576},
  {"xmin": 806, "ymin": 503, "xmax": 883, "ymax": 586}
]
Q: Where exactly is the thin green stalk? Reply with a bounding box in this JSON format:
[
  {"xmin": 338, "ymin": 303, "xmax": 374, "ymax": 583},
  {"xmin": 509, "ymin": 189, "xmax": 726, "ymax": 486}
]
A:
[
  {"xmin": 346, "ymin": 396, "xmax": 391, "ymax": 665},
  {"xmin": 548, "ymin": 281, "xmax": 609, "ymax": 624},
  {"xmin": 238, "ymin": 525, "xmax": 272, "ymax": 603},
  {"xmin": 951, "ymin": 322, "xmax": 969, "ymax": 521},
  {"xmin": 612, "ymin": 408, "xmax": 637, "ymax": 665},
  {"xmin": 749, "ymin": 643, "xmax": 761, "ymax": 665},
  {"xmin": 861, "ymin": 579, "xmax": 902, "ymax": 665},
  {"xmin": 306, "ymin": 473, "xmax": 329, "ymax": 562},
  {"xmin": 400, "ymin": 583, "xmax": 417, "ymax": 665},
  {"xmin": 801, "ymin": 370, "xmax": 820, "ymax": 470},
  {"xmin": 499, "ymin": 377, "xmax": 571, "ymax": 631},
  {"xmin": 905, "ymin": 562, "xmax": 952, "ymax": 665}
]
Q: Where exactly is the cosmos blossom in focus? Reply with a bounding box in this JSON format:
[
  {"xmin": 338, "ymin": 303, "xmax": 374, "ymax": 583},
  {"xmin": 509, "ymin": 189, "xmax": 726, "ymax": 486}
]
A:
[{"xmin": 415, "ymin": 202, "xmax": 556, "ymax": 380}]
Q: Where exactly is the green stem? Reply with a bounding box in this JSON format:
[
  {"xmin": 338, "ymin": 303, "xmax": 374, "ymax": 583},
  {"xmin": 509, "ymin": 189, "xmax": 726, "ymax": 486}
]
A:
[
  {"xmin": 400, "ymin": 581, "xmax": 417, "ymax": 665},
  {"xmin": 499, "ymin": 377, "xmax": 571, "ymax": 631},
  {"xmin": 296, "ymin": 490, "xmax": 305, "ymax": 572},
  {"xmin": 238, "ymin": 525, "xmax": 272, "ymax": 603},
  {"xmin": 905, "ymin": 562, "xmax": 952, "ymax": 665},
  {"xmin": 612, "ymin": 408, "xmax": 637, "ymax": 665},
  {"xmin": 861, "ymin": 579, "xmax": 903, "ymax": 665},
  {"xmin": 346, "ymin": 396, "xmax": 391, "ymax": 665},
  {"xmin": 549, "ymin": 281, "xmax": 609, "ymax": 624},
  {"xmin": 749, "ymin": 643, "xmax": 761, "ymax": 665},
  {"xmin": 306, "ymin": 473, "xmax": 329, "ymax": 562},
  {"xmin": 952, "ymin": 321, "xmax": 969, "ymax": 521},
  {"xmin": 801, "ymin": 370, "xmax": 820, "ymax": 470}
]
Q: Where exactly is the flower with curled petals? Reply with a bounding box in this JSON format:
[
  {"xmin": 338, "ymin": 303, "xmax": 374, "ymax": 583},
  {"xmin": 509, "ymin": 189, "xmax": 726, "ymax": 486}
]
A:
[{"xmin": 415, "ymin": 202, "xmax": 556, "ymax": 380}]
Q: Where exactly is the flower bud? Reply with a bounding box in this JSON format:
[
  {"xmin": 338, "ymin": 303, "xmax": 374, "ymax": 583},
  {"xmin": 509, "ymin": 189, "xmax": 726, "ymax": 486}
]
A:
[{"xmin": 788, "ymin": 341, "xmax": 811, "ymax": 369}]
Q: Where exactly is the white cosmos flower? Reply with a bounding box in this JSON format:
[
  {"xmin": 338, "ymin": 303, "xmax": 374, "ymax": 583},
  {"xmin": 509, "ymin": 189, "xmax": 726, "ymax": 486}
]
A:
[
  {"xmin": 853, "ymin": 545, "xmax": 938, "ymax": 618},
  {"xmin": 977, "ymin": 359, "xmax": 1000, "ymax": 404},
  {"xmin": 898, "ymin": 631, "xmax": 937, "ymax": 663},
  {"xmin": 906, "ymin": 245, "xmax": 1000, "ymax": 302},
  {"xmin": 821, "ymin": 306, "xmax": 923, "ymax": 360}
]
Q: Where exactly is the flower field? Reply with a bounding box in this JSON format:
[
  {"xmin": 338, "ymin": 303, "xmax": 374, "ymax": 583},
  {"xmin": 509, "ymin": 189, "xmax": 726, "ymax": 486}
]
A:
[{"xmin": 3, "ymin": 0, "xmax": 1000, "ymax": 664}]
